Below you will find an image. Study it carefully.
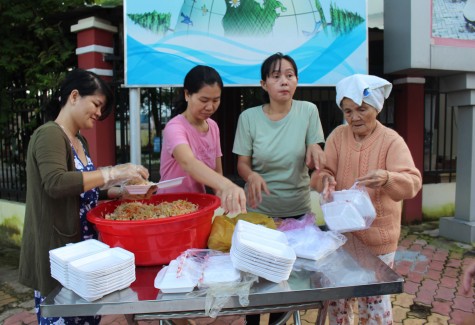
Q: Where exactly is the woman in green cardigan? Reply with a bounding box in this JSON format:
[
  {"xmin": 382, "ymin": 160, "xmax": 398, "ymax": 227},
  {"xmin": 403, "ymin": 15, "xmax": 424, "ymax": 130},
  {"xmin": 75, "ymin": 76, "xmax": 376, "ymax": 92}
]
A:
[{"xmin": 19, "ymin": 69, "xmax": 149, "ymax": 324}]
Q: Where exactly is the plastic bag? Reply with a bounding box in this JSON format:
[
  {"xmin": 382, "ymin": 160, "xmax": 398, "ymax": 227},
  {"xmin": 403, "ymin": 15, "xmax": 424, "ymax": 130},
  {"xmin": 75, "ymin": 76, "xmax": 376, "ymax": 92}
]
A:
[
  {"xmin": 320, "ymin": 182, "xmax": 376, "ymax": 232},
  {"xmin": 207, "ymin": 216, "xmax": 236, "ymax": 252},
  {"xmin": 207, "ymin": 213, "xmax": 276, "ymax": 252},
  {"xmin": 180, "ymin": 249, "xmax": 258, "ymax": 318},
  {"xmin": 278, "ymin": 214, "xmax": 347, "ymax": 261},
  {"xmin": 333, "ymin": 182, "xmax": 376, "ymax": 225},
  {"xmin": 235, "ymin": 212, "xmax": 277, "ymax": 229},
  {"xmin": 276, "ymin": 213, "xmax": 317, "ymax": 231},
  {"xmin": 194, "ymin": 272, "xmax": 258, "ymax": 318}
]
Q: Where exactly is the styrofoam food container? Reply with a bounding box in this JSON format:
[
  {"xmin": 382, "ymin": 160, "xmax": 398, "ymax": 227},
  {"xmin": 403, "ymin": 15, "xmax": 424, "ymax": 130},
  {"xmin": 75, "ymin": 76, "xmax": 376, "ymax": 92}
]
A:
[
  {"xmin": 49, "ymin": 239, "xmax": 109, "ymax": 264},
  {"xmin": 234, "ymin": 219, "xmax": 287, "ymax": 243},
  {"xmin": 230, "ymin": 254, "xmax": 291, "ymax": 283},
  {"xmin": 321, "ymin": 201, "xmax": 367, "ymax": 233},
  {"xmin": 231, "ymin": 244, "xmax": 295, "ymax": 267},
  {"xmin": 68, "ymin": 247, "xmax": 134, "ymax": 275},
  {"xmin": 233, "ymin": 231, "xmax": 296, "ymax": 262},
  {"xmin": 332, "ymin": 190, "xmax": 376, "ymax": 219},
  {"xmin": 124, "ymin": 177, "xmax": 185, "ymax": 195},
  {"xmin": 154, "ymin": 260, "xmax": 196, "ymax": 293}
]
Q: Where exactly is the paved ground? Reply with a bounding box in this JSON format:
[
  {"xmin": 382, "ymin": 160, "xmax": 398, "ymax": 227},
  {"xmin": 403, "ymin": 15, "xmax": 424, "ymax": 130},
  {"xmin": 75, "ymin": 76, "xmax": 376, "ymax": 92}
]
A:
[{"xmin": 1, "ymin": 221, "xmax": 474, "ymax": 325}]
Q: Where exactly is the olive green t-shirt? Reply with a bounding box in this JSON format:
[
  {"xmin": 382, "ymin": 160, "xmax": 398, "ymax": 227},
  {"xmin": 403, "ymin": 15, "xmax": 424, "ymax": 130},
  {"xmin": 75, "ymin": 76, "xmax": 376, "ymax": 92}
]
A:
[{"xmin": 233, "ymin": 100, "xmax": 325, "ymax": 218}]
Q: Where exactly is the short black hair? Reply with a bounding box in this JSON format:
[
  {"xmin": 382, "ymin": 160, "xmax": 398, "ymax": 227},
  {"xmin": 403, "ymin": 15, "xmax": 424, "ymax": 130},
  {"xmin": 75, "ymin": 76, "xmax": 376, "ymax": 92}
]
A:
[
  {"xmin": 172, "ymin": 65, "xmax": 223, "ymax": 116},
  {"xmin": 47, "ymin": 69, "xmax": 114, "ymax": 121},
  {"xmin": 260, "ymin": 52, "xmax": 298, "ymax": 103}
]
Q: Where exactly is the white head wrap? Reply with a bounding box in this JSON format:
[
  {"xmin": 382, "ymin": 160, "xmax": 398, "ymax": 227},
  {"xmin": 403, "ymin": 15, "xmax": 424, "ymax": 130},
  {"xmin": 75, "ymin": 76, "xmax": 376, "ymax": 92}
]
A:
[{"xmin": 335, "ymin": 74, "xmax": 392, "ymax": 112}]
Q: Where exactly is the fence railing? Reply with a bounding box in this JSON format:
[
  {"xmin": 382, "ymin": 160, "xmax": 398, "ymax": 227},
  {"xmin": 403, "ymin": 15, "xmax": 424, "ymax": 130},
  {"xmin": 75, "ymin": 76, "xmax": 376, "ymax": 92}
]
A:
[
  {"xmin": 423, "ymin": 78, "xmax": 457, "ymax": 183},
  {"xmin": 0, "ymin": 79, "xmax": 454, "ymax": 203}
]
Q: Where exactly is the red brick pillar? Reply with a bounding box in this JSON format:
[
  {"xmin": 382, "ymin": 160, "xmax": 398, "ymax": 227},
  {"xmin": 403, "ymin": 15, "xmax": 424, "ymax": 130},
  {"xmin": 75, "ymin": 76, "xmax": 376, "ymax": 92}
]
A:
[
  {"xmin": 393, "ymin": 77, "xmax": 425, "ymax": 224},
  {"xmin": 71, "ymin": 17, "xmax": 117, "ymax": 167}
]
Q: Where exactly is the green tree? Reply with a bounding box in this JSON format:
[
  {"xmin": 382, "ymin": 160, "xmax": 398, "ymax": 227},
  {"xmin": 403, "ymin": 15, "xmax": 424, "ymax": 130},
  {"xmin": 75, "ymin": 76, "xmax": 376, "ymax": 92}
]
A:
[{"xmin": 0, "ymin": 0, "xmax": 84, "ymax": 123}]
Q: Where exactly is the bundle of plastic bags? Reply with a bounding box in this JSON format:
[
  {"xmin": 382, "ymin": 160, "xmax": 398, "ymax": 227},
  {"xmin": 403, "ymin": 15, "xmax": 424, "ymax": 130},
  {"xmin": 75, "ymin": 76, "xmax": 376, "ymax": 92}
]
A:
[
  {"xmin": 277, "ymin": 213, "xmax": 347, "ymax": 261},
  {"xmin": 155, "ymin": 249, "xmax": 258, "ymax": 318}
]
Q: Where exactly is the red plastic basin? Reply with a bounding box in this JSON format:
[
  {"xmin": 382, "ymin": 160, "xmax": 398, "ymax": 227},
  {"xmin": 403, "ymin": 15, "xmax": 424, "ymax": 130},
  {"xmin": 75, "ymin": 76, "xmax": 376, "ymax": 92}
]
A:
[{"xmin": 87, "ymin": 193, "xmax": 220, "ymax": 266}]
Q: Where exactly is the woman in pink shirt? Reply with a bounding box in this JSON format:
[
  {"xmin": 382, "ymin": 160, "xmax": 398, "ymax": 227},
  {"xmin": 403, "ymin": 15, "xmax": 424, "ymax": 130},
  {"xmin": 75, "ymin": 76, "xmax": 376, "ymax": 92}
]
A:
[
  {"xmin": 311, "ymin": 74, "xmax": 422, "ymax": 325},
  {"xmin": 160, "ymin": 65, "xmax": 246, "ymax": 215}
]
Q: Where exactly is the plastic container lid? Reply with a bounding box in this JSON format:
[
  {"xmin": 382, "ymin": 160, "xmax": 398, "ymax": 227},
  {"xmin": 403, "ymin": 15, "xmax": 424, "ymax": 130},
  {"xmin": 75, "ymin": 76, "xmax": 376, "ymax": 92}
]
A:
[
  {"xmin": 332, "ymin": 189, "xmax": 376, "ymax": 219},
  {"xmin": 321, "ymin": 201, "xmax": 367, "ymax": 233}
]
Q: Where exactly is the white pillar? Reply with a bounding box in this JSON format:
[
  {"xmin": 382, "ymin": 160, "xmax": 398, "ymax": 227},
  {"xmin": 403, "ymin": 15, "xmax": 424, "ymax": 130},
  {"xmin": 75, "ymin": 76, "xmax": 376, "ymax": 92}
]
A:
[
  {"xmin": 439, "ymin": 73, "xmax": 475, "ymax": 243},
  {"xmin": 129, "ymin": 88, "xmax": 141, "ymax": 164}
]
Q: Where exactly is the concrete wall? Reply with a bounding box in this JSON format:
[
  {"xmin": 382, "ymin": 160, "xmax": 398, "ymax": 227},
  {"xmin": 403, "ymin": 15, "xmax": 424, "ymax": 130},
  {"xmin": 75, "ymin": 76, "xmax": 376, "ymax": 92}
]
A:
[{"xmin": 422, "ymin": 183, "xmax": 456, "ymax": 219}]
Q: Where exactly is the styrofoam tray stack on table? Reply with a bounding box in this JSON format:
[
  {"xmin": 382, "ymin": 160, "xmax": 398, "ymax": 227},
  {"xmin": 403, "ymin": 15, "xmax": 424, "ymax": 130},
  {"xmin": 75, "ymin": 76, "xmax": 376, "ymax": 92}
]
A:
[
  {"xmin": 230, "ymin": 220, "xmax": 296, "ymax": 283},
  {"xmin": 49, "ymin": 240, "xmax": 136, "ymax": 301},
  {"xmin": 67, "ymin": 247, "xmax": 136, "ymax": 301},
  {"xmin": 49, "ymin": 239, "xmax": 110, "ymax": 287}
]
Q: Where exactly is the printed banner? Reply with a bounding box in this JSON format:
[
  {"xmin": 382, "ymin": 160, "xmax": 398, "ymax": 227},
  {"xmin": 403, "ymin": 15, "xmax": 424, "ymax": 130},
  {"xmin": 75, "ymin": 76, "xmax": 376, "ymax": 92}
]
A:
[{"xmin": 124, "ymin": 0, "xmax": 368, "ymax": 86}]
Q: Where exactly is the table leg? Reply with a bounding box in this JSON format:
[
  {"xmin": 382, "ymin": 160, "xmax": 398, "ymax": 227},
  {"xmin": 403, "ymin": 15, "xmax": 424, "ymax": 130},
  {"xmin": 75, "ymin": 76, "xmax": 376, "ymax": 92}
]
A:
[
  {"xmin": 269, "ymin": 311, "xmax": 293, "ymax": 325},
  {"xmin": 315, "ymin": 301, "xmax": 329, "ymax": 325},
  {"xmin": 292, "ymin": 310, "xmax": 301, "ymax": 325}
]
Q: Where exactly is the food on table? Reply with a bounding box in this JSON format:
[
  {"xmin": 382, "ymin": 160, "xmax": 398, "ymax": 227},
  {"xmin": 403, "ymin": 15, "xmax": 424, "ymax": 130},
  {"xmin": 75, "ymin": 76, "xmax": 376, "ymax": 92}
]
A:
[{"xmin": 105, "ymin": 200, "xmax": 198, "ymax": 221}]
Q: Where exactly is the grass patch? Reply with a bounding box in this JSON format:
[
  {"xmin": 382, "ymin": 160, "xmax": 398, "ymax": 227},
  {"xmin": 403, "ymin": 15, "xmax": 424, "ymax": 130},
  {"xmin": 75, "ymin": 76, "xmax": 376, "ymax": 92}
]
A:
[
  {"xmin": 422, "ymin": 203, "xmax": 455, "ymax": 221},
  {"xmin": 0, "ymin": 219, "xmax": 22, "ymax": 247}
]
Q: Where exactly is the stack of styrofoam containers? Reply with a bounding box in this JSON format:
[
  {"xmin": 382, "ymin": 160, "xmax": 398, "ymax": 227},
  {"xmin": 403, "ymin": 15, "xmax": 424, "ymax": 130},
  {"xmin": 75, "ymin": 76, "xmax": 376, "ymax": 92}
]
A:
[
  {"xmin": 49, "ymin": 239, "xmax": 110, "ymax": 287},
  {"xmin": 49, "ymin": 239, "xmax": 136, "ymax": 301},
  {"xmin": 230, "ymin": 220, "xmax": 296, "ymax": 283}
]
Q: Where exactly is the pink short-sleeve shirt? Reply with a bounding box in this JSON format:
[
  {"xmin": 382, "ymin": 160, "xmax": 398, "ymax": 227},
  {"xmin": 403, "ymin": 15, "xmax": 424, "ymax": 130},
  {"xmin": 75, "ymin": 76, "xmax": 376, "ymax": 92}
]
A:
[{"xmin": 159, "ymin": 114, "xmax": 222, "ymax": 193}]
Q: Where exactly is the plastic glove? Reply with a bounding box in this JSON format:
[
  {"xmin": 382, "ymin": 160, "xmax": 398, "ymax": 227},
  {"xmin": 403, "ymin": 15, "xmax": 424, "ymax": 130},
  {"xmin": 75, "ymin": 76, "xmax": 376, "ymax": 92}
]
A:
[{"xmin": 100, "ymin": 163, "xmax": 149, "ymax": 189}]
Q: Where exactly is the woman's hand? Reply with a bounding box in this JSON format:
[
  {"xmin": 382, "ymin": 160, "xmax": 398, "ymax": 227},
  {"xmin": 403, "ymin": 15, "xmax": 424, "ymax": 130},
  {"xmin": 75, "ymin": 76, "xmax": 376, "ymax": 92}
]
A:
[
  {"xmin": 246, "ymin": 172, "xmax": 270, "ymax": 209},
  {"xmin": 321, "ymin": 175, "xmax": 336, "ymax": 201},
  {"xmin": 356, "ymin": 169, "xmax": 389, "ymax": 189},
  {"xmin": 216, "ymin": 184, "xmax": 247, "ymax": 215},
  {"xmin": 305, "ymin": 143, "xmax": 326, "ymax": 172},
  {"xmin": 100, "ymin": 163, "xmax": 150, "ymax": 188}
]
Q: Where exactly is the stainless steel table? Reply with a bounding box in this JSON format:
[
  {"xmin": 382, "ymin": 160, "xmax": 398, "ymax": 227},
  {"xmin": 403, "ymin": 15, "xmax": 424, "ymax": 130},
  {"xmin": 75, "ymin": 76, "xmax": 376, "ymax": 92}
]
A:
[{"xmin": 41, "ymin": 234, "xmax": 403, "ymax": 325}]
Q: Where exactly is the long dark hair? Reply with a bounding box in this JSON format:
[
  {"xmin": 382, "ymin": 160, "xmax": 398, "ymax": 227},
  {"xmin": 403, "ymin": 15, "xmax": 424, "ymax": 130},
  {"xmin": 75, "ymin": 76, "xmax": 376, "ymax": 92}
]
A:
[
  {"xmin": 260, "ymin": 52, "xmax": 298, "ymax": 103},
  {"xmin": 171, "ymin": 65, "xmax": 224, "ymax": 117},
  {"xmin": 46, "ymin": 69, "xmax": 114, "ymax": 121}
]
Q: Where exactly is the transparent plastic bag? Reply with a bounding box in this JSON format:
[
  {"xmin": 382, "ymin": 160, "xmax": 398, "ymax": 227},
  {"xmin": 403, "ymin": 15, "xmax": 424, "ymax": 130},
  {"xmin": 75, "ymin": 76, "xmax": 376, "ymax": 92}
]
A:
[
  {"xmin": 278, "ymin": 214, "xmax": 347, "ymax": 260},
  {"xmin": 332, "ymin": 182, "xmax": 376, "ymax": 226},
  {"xmin": 276, "ymin": 213, "xmax": 316, "ymax": 231},
  {"xmin": 179, "ymin": 249, "xmax": 258, "ymax": 318},
  {"xmin": 321, "ymin": 182, "xmax": 376, "ymax": 232},
  {"xmin": 189, "ymin": 272, "xmax": 258, "ymax": 318}
]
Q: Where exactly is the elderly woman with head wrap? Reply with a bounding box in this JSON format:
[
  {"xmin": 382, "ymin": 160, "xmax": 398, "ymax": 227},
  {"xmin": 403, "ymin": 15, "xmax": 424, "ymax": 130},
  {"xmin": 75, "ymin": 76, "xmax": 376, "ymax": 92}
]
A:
[{"xmin": 310, "ymin": 74, "xmax": 422, "ymax": 325}]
